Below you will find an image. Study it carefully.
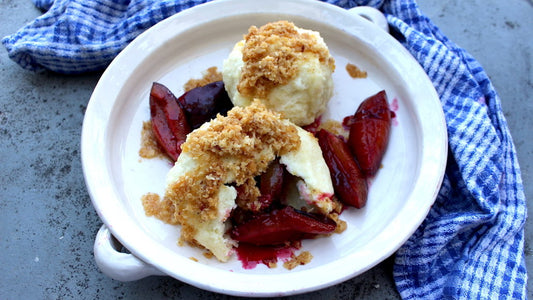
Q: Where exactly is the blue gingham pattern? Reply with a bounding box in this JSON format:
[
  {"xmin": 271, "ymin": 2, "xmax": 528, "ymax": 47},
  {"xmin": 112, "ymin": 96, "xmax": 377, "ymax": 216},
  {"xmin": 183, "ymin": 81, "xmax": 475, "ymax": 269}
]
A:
[
  {"xmin": 3, "ymin": 0, "xmax": 527, "ymax": 298},
  {"xmin": 380, "ymin": 2, "xmax": 528, "ymax": 299}
]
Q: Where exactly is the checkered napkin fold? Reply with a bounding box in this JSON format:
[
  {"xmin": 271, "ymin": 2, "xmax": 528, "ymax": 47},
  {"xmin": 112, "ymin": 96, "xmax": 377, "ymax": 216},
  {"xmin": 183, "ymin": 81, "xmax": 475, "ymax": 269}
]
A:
[{"xmin": 4, "ymin": 0, "xmax": 526, "ymax": 298}]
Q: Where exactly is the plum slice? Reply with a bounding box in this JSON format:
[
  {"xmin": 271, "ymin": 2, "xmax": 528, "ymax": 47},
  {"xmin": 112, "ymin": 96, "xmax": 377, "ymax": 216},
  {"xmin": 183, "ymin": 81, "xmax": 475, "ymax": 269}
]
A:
[
  {"xmin": 317, "ymin": 129, "xmax": 368, "ymax": 208},
  {"xmin": 346, "ymin": 90, "xmax": 391, "ymax": 177},
  {"xmin": 177, "ymin": 81, "xmax": 233, "ymax": 129},
  {"xmin": 149, "ymin": 82, "xmax": 191, "ymax": 161},
  {"xmin": 230, "ymin": 206, "xmax": 336, "ymax": 246}
]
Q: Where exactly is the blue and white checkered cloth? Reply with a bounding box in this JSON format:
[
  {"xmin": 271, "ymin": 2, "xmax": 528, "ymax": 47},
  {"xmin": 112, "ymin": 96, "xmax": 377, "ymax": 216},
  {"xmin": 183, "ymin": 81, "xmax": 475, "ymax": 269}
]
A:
[{"xmin": 4, "ymin": 0, "xmax": 527, "ymax": 298}]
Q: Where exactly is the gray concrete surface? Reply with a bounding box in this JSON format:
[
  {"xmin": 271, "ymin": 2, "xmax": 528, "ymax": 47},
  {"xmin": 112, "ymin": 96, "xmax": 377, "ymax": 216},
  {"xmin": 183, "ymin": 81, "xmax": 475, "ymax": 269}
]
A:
[{"xmin": 0, "ymin": 0, "xmax": 531, "ymax": 299}]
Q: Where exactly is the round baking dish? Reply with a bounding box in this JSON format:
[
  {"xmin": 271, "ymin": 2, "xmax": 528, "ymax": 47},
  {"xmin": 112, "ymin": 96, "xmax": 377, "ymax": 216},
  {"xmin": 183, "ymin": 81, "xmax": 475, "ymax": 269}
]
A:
[{"xmin": 81, "ymin": 0, "xmax": 447, "ymax": 296}]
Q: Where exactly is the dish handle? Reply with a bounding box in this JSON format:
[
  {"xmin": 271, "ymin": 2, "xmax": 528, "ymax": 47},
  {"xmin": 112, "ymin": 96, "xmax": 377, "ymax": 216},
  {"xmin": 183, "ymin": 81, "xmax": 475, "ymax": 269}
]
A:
[
  {"xmin": 348, "ymin": 6, "xmax": 389, "ymax": 33},
  {"xmin": 93, "ymin": 224, "xmax": 166, "ymax": 281}
]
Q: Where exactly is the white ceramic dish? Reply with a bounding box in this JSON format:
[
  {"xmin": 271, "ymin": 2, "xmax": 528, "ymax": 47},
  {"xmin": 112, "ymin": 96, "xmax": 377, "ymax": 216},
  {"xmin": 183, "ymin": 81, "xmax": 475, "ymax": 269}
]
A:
[{"xmin": 81, "ymin": 0, "xmax": 447, "ymax": 297}]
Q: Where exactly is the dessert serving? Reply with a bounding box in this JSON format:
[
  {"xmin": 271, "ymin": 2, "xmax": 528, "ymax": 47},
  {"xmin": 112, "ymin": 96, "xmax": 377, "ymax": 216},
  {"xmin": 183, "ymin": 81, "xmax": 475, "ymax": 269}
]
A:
[
  {"xmin": 222, "ymin": 21, "xmax": 335, "ymax": 126},
  {"xmin": 140, "ymin": 21, "xmax": 392, "ymax": 268}
]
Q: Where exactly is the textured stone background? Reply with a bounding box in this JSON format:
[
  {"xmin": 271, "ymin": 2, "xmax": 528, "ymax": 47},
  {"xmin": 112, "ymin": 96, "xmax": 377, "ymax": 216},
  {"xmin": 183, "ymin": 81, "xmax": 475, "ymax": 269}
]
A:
[{"xmin": 1, "ymin": 0, "xmax": 531, "ymax": 299}]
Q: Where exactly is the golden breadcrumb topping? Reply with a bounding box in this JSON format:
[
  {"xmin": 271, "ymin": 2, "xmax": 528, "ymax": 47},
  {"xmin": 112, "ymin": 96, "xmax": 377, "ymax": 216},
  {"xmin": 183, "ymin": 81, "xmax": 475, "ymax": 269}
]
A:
[
  {"xmin": 183, "ymin": 67, "xmax": 223, "ymax": 92},
  {"xmin": 139, "ymin": 121, "xmax": 166, "ymax": 159},
  {"xmin": 142, "ymin": 192, "xmax": 178, "ymax": 224},
  {"xmin": 203, "ymin": 251, "xmax": 214, "ymax": 259},
  {"xmin": 238, "ymin": 21, "xmax": 335, "ymax": 99},
  {"xmin": 346, "ymin": 63, "xmax": 367, "ymax": 79},
  {"xmin": 154, "ymin": 100, "xmax": 300, "ymax": 243},
  {"xmin": 235, "ymin": 177, "xmax": 262, "ymax": 211},
  {"xmin": 330, "ymin": 212, "xmax": 347, "ymax": 234},
  {"xmin": 283, "ymin": 251, "xmax": 313, "ymax": 270}
]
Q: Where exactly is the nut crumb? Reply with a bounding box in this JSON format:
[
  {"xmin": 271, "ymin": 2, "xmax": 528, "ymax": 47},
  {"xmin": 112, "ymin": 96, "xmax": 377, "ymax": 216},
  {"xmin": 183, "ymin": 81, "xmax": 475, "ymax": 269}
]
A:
[
  {"xmin": 283, "ymin": 251, "xmax": 313, "ymax": 270},
  {"xmin": 141, "ymin": 192, "xmax": 179, "ymax": 225},
  {"xmin": 238, "ymin": 21, "xmax": 335, "ymax": 99},
  {"xmin": 330, "ymin": 212, "xmax": 347, "ymax": 234},
  {"xmin": 139, "ymin": 121, "xmax": 167, "ymax": 159},
  {"xmin": 346, "ymin": 63, "xmax": 367, "ymax": 79},
  {"xmin": 184, "ymin": 67, "xmax": 223, "ymax": 92}
]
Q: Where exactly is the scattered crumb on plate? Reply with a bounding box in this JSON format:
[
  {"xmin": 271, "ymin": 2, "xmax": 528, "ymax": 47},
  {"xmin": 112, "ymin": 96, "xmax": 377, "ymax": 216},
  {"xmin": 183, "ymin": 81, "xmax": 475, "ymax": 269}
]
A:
[
  {"xmin": 346, "ymin": 63, "xmax": 367, "ymax": 79},
  {"xmin": 283, "ymin": 251, "xmax": 313, "ymax": 270},
  {"xmin": 184, "ymin": 66, "xmax": 223, "ymax": 92},
  {"xmin": 139, "ymin": 121, "xmax": 167, "ymax": 159}
]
